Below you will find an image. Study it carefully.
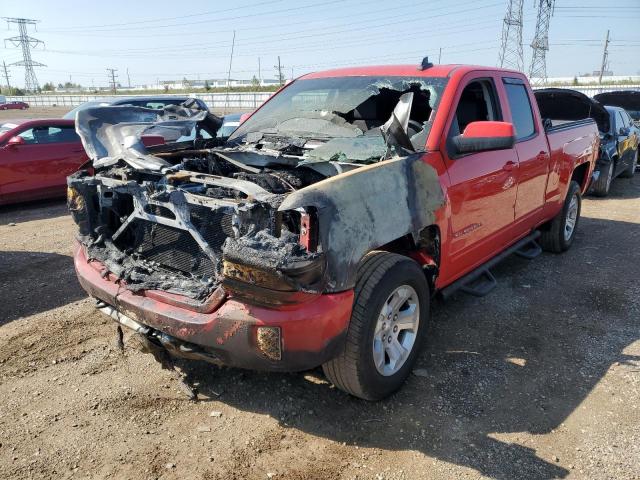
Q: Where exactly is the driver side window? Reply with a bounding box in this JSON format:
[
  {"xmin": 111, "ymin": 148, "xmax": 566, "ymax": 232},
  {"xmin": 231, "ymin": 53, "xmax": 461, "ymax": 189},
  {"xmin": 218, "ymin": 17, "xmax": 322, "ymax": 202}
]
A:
[
  {"xmin": 450, "ymin": 79, "xmax": 501, "ymax": 138},
  {"xmin": 447, "ymin": 79, "xmax": 501, "ymax": 156}
]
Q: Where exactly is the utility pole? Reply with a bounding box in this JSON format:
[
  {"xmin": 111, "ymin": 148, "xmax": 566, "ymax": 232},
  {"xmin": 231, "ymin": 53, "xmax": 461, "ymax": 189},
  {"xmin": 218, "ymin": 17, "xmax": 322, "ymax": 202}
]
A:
[
  {"xmin": 258, "ymin": 57, "xmax": 261, "ymax": 85},
  {"xmin": 224, "ymin": 30, "xmax": 236, "ymax": 114},
  {"xmin": 498, "ymin": 0, "xmax": 524, "ymax": 71},
  {"xmin": 106, "ymin": 68, "xmax": 118, "ymax": 93},
  {"xmin": 598, "ymin": 30, "xmax": 610, "ymax": 84},
  {"xmin": 2, "ymin": 17, "xmax": 45, "ymax": 92},
  {"xmin": 291, "ymin": 66, "xmax": 294, "ymax": 81},
  {"xmin": 529, "ymin": 0, "xmax": 555, "ymax": 85},
  {"xmin": 275, "ymin": 56, "xmax": 285, "ymax": 86},
  {"xmin": 126, "ymin": 68, "xmax": 131, "ymax": 88},
  {"xmin": 2, "ymin": 60, "xmax": 11, "ymax": 94},
  {"xmin": 438, "ymin": 47, "xmax": 442, "ymax": 64}
]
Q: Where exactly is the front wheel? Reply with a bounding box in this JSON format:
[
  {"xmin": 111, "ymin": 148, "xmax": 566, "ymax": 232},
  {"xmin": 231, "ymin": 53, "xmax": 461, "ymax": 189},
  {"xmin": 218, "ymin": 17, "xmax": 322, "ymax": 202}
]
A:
[
  {"xmin": 322, "ymin": 251, "xmax": 429, "ymax": 401},
  {"xmin": 539, "ymin": 180, "xmax": 582, "ymax": 253},
  {"xmin": 591, "ymin": 160, "xmax": 614, "ymax": 197}
]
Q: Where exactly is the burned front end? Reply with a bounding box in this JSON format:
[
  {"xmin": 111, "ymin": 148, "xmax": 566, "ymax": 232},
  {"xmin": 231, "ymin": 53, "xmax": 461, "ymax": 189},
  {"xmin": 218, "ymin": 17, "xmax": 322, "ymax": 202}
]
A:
[{"xmin": 69, "ymin": 76, "xmax": 445, "ymax": 370}]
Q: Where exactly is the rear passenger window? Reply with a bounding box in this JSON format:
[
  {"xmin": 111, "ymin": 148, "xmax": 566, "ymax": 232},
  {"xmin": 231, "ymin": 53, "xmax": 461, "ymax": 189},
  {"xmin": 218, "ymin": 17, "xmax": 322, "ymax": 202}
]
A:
[{"xmin": 503, "ymin": 80, "xmax": 536, "ymax": 140}]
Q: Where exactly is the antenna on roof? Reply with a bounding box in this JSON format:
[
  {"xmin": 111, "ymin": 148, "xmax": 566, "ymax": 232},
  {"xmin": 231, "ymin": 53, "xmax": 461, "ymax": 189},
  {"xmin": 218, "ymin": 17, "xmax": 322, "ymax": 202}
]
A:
[{"xmin": 418, "ymin": 56, "xmax": 433, "ymax": 71}]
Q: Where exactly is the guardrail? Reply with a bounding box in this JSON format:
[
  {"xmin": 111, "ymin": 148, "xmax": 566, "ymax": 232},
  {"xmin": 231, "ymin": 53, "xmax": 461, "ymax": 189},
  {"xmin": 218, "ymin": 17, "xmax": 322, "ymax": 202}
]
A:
[{"xmin": 5, "ymin": 92, "xmax": 273, "ymax": 110}]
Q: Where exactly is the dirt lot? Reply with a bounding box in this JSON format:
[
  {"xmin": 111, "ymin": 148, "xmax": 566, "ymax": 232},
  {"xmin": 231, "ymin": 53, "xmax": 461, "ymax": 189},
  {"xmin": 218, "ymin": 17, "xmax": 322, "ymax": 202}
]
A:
[{"xmin": 1, "ymin": 108, "xmax": 639, "ymax": 480}]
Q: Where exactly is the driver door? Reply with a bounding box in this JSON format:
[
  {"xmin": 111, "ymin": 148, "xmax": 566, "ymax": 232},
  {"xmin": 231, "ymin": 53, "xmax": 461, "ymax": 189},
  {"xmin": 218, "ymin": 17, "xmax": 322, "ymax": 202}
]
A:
[{"xmin": 439, "ymin": 74, "xmax": 519, "ymax": 283}]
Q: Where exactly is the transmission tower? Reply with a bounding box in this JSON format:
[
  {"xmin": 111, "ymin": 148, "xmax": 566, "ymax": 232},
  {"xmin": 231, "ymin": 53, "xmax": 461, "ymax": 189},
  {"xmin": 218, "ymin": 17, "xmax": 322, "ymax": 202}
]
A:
[
  {"xmin": 498, "ymin": 0, "xmax": 524, "ymax": 71},
  {"xmin": 528, "ymin": 0, "xmax": 555, "ymax": 85},
  {"xmin": 2, "ymin": 17, "xmax": 45, "ymax": 92}
]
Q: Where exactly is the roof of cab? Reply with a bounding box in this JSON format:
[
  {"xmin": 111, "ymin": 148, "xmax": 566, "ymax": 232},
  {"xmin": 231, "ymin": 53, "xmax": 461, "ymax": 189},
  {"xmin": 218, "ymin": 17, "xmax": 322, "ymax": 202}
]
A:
[{"xmin": 300, "ymin": 64, "xmax": 522, "ymax": 80}]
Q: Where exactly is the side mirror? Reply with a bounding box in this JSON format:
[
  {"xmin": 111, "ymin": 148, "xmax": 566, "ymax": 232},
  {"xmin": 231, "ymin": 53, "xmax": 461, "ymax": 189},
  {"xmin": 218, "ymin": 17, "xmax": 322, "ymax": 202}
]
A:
[
  {"xmin": 6, "ymin": 135, "xmax": 25, "ymax": 147},
  {"xmin": 452, "ymin": 121, "xmax": 515, "ymax": 155},
  {"xmin": 619, "ymin": 127, "xmax": 630, "ymax": 136}
]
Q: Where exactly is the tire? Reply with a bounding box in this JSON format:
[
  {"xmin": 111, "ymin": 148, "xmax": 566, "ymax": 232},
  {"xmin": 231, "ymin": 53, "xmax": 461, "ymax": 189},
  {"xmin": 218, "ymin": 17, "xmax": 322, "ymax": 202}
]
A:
[
  {"xmin": 539, "ymin": 180, "xmax": 582, "ymax": 253},
  {"xmin": 619, "ymin": 150, "xmax": 637, "ymax": 178},
  {"xmin": 591, "ymin": 160, "xmax": 614, "ymax": 197},
  {"xmin": 322, "ymin": 251, "xmax": 430, "ymax": 401}
]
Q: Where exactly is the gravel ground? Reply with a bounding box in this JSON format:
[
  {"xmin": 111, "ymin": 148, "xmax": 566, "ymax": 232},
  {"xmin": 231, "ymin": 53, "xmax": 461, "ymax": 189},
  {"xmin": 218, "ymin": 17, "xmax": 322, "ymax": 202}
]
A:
[{"xmin": 0, "ymin": 108, "xmax": 639, "ymax": 479}]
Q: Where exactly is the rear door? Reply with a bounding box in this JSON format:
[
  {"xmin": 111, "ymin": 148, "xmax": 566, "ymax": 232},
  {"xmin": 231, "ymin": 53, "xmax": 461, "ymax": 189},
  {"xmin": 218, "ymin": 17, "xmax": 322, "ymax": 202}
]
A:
[
  {"xmin": 615, "ymin": 110, "xmax": 632, "ymax": 174},
  {"xmin": 440, "ymin": 74, "xmax": 518, "ymax": 277},
  {"xmin": 502, "ymin": 77, "xmax": 549, "ymax": 224}
]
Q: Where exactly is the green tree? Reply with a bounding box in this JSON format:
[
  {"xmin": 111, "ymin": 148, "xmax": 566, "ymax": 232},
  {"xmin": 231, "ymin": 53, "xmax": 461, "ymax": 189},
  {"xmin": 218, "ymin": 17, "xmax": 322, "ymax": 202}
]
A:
[{"xmin": 204, "ymin": 80, "xmax": 211, "ymax": 91}]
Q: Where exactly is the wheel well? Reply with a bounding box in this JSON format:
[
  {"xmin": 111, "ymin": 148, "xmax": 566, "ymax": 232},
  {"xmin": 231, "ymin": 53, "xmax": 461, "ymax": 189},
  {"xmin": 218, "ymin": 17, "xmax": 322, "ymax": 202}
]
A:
[
  {"xmin": 376, "ymin": 225, "xmax": 441, "ymax": 290},
  {"xmin": 571, "ymin": 162, "xmax": 590, "ymax": 192}
]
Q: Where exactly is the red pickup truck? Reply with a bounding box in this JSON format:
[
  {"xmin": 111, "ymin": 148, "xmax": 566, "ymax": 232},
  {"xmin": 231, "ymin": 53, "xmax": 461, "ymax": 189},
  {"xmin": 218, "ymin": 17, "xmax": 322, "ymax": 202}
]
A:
[{"xmin": 68, "ymin": 63, "xmax": 599, "ymax": 400}]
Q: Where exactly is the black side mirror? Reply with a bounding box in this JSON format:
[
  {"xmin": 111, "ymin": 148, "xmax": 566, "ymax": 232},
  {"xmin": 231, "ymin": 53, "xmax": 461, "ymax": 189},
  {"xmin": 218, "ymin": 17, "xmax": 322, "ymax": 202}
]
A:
[{"xmin": 619, "ymin": 127, "xmax": 630, "ymax": 136}]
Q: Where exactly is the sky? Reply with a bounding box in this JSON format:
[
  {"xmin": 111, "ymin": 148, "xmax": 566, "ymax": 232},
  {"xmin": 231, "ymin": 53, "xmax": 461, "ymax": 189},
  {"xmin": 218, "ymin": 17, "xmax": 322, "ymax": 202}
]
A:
[{"xmin": 0, "ymin": 0, "xmax": 638, "ymax": 88}]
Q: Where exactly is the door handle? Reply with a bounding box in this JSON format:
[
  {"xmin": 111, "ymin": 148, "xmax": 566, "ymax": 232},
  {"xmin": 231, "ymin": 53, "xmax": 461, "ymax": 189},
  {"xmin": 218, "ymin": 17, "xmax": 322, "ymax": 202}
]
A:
[{"xmin": 503, "ymin": 161, "xmax": 516, "ymax": 171}]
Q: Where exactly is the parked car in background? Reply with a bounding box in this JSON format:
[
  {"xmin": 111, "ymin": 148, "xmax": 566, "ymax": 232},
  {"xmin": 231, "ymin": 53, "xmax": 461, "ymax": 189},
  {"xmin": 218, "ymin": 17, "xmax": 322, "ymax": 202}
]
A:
[
  {"xmin": 591, "ymin": 106, "xmax": 638, "ymax": 196},
  {"xmin": 0, "ymin": 119, "xmax": 88, "ymax": 205},
  {"xmin": 594, "ymin": 90, "xmax": 640, "ymax": 125},
  {"xmin": 216, "ymin": 113, "xmax": 246, "ymax": 138},
  {"xmin": 63, "ymin": 96, "xmax": 209, "ymax": 120},
  {"xmin": 0, "ymin": 101, "xmax": 29, "ymax": 110}
]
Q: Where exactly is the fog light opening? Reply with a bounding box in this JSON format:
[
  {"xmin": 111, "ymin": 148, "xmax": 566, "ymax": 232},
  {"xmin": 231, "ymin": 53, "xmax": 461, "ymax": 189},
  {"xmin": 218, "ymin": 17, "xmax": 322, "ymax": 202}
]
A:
[{"xmin": 256, "ymin": 326, "xmax": 282, "ymax": 361}]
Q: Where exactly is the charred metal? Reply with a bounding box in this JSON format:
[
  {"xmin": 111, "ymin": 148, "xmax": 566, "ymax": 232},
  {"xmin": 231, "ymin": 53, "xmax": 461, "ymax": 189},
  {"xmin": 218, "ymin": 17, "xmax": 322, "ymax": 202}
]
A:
[{"xmin": 69, "ymin": 78, "xmax": 445, "ymax": 306}]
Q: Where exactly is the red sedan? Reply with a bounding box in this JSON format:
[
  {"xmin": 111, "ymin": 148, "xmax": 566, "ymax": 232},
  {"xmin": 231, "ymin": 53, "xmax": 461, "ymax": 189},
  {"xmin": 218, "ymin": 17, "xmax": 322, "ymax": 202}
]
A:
[
  {"xmin": 0, "ymin": 119, "xmax": 88, "ymax": 205},
  {"xmin": 0, "ymin": 101, "xmax": 29, "ymax": 110}
]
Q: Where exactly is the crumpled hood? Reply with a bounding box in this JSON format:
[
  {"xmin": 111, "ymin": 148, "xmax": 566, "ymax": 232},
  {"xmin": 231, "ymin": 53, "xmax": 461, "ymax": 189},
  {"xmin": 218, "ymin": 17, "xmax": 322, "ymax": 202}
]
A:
[
  {"xmin": 594, "ymin": 90, "xmax": 640, "ymax": 114},
  {"xmin": 75, "ymin": 105, "xmax": 212, "ymax": 171}
]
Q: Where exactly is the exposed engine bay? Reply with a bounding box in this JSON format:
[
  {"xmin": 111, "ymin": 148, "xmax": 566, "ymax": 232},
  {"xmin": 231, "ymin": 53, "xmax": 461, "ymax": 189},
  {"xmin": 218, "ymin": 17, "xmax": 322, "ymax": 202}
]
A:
[{"xmin": 68, "ymin": 77, "xmax": 446, "ymax": 305}]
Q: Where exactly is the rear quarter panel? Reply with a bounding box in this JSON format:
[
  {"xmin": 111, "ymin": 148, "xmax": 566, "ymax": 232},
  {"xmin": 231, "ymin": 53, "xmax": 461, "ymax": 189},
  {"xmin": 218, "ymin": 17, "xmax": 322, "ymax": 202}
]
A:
[{"xmin": 544, "ymin": 123, "xmax": 599, "ymax": 217}]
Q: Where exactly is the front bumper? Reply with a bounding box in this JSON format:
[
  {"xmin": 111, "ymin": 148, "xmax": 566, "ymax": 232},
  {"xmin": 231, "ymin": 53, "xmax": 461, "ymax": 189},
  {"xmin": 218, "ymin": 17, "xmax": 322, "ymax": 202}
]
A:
[{"xmin": 73, "ymin": 241, "xmax": 354, "ymax": 371}]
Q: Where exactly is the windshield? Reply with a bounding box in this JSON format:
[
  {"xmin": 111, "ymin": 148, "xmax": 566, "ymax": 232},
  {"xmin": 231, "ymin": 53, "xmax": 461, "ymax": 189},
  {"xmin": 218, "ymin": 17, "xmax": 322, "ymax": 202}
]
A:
[
  {"xmin": 228, "ymin": 76, "xmax": 447, "ymax": 161},
  {"xmin": 63, "ymin": 101, "xmax": 110, "ymax": 120}
]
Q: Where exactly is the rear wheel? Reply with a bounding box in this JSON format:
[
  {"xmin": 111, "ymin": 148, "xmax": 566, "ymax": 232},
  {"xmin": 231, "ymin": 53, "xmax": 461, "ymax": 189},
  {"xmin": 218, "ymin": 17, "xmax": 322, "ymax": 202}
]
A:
[
  {"xmin": 322, "ymin": 251, "xmax": 429, "ymax": 400},
  {"xmin": 539, "ymin": 180, "xmax": 582, "ymax": 253},
  {"xmin": 620, "ymin": 150, "xmax": 637, "ymax": 178},
  {"xmin": 591, "ymin": 160, "xmax": 614, "ymax": 197}
]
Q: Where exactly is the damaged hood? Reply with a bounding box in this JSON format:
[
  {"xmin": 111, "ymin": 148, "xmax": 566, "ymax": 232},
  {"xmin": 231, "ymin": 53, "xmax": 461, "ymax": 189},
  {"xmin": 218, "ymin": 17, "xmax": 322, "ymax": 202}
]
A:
[
  {"xmin": 534, "ymin": 88, "xmax": 610, "ymax": 133},
  {"xmin": 594, "ymin": 90, "xmax": 640, "ymax": 121},
  {"xmin": 76, "ymin": 104, "xmax": 218, "ymax": 171}
]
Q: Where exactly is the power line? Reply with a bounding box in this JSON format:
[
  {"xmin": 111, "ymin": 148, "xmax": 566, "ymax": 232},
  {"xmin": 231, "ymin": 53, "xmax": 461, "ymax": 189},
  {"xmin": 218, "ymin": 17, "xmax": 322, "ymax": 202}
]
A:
[
  {"xmin": 106, "ymin": 68, "xmax": 118, "ymax": 93},
  {"xmin": 3, "ymin": 17, "xmax": 45, "ymax": 92},
  {"xmin": 2, "ymin": 60, "xmax": 11, "ymax": 93},
  {"xmin": 598, "ymin": 30, "xmax": 610, "ymax": 84},
  {"xmin": 275, "ymin": 56, "xmax": 285, "ymax": 86},
  {"xmin": 498, "ymin": 0, "xmax": 524, "ymax": 71}
]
